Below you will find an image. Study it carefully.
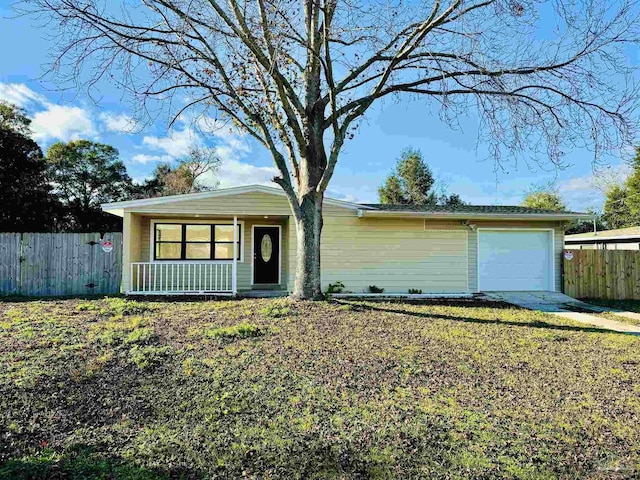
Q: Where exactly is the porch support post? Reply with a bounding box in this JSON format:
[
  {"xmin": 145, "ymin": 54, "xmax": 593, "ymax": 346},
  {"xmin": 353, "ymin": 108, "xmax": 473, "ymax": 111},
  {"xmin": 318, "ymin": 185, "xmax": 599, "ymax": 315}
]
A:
[{"xmin": 232, "ymin": 215, "xmax": 238, "ymax": 296}]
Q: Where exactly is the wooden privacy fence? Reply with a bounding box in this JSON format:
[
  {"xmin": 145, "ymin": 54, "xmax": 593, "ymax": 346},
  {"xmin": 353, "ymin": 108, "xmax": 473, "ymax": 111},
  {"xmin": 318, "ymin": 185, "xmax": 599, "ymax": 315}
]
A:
[
  {"xmin": 564, "ymin": 249, "xmax": 640, "ymax": 300},
  {"xmin": 0, "ymin": 232, "xmax": 122, "ymax": 296}
]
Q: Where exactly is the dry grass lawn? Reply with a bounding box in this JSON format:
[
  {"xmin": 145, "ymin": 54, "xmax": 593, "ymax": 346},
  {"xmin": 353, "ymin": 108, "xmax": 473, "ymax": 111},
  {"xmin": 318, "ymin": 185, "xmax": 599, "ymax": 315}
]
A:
[{"xmin": 1, "ymin": 296, "xmax": 639, "ymax": 479}]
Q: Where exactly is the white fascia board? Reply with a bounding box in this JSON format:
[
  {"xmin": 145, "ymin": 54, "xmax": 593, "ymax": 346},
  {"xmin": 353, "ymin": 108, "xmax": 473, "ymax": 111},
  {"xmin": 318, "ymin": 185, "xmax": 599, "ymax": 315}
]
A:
[{"xmin": 358, "ymin": 210, "xmax": 594, "ymax": 221}]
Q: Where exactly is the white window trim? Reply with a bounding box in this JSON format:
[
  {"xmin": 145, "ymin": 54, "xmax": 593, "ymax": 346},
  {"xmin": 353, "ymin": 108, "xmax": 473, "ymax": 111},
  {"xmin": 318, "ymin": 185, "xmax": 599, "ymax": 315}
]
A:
[
  {"xmin": 150, "ymin": 218, "xmax": 245, "ymax": 263},
  {"xmin": 251, "ymin": 224, "xmax": 282, "ymax": 286},
  {"xmin": 476, "ymin": 227, "xmax": 556, "ymax": 292}
]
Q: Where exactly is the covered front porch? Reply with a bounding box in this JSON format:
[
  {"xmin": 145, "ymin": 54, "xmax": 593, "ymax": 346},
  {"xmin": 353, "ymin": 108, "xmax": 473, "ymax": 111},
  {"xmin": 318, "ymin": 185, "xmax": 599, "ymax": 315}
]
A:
[{"xmin": 123, "ymin": 213, "xmax": 291, "ymax": 296}]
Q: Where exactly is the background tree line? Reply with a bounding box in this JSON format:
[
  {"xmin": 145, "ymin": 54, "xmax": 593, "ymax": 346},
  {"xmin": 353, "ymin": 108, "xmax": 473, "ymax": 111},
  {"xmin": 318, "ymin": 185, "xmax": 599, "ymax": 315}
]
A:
[
  {"xmin": 518, "ymin": 148, "xmax": 640, "ymax": 234},
  {"xmin": 4, "ymin": 96, "xmax": 636, "ymax": 234},
  {"xmin": 377, "ymin": 147, "xmax": 640, "ymax": 235},
  {"xmin": 0, "ymin": 101, "xmax": 220, "ymax": 232}
]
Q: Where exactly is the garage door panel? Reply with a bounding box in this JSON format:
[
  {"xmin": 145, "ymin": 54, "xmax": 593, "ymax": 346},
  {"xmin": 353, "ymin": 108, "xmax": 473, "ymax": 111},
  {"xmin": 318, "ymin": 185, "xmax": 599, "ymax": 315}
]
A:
[{"xmin": 478, "ymin": 230, "xmax": 552, "ymax": 291}]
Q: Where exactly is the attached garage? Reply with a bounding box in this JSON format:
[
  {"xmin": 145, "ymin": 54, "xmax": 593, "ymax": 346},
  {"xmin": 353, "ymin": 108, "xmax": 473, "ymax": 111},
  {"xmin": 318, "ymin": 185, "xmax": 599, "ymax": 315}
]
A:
[
  {"xmin": 320, "ymin": 219, "xmax": 470, "ymax": 293},
  {"xmin": 104, "ymin": 185, "xmax": 590, "ymax": 296},
  {"xmin": 477, "ymin": 229, "xmax": 554, "ymax": 291}
]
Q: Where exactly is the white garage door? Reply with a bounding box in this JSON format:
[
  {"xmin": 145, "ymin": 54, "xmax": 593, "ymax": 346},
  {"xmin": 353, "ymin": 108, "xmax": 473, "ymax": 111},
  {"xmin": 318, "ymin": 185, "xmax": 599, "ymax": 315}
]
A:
[{"xmin": 478, "ymin": 230, "xmax": 553, "ymax": 291}]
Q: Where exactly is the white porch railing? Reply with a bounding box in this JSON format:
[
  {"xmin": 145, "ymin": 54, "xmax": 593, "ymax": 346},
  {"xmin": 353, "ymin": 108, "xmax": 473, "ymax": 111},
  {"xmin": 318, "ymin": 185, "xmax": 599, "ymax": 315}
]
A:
[{"xmin": 129, "ymin": 262, "xmax": 235, "ymax": 295}]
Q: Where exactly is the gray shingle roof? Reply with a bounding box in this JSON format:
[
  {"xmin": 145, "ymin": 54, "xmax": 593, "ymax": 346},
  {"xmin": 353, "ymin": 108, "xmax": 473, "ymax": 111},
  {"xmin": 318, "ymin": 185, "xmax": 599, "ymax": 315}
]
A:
[{"xmin": 360, "ymin": 203, "xmax": 583, "ymax": 215}]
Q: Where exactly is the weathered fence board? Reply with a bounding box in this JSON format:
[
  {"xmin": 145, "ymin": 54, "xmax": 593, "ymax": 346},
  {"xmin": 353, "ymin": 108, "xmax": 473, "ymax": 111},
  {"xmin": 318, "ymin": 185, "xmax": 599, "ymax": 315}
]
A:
[
  {"xmin": 0, "ymin": 232, "xmax": 122, "ymax": 297},
  {"xmin": 564, "ymin": 249, "xmax": 640, "ymax": 300},
  {"xmin": 0, "ymin": 233, "xmax": 21, "ymax": 295}
]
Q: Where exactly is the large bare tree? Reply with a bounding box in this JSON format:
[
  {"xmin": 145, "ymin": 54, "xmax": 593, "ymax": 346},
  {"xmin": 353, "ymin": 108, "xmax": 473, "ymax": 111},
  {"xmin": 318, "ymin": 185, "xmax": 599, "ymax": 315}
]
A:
[{"xmin": 20, "ymin": 0, "xmax": 640, "ymax": 298}]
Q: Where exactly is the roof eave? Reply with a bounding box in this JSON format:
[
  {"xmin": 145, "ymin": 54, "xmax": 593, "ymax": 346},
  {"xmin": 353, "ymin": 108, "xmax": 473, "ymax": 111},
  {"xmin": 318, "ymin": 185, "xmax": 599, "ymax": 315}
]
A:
[
  {"xmin": 101, "ymin": 184, "xmax": 369, "ymax": 214},
  {"xmin": 357, "ymin": 209, "xmax": 594, "ymax": 221},
  {"xmin": 102, "ymin": 207, "xmax": 125, "ymax": 218}
]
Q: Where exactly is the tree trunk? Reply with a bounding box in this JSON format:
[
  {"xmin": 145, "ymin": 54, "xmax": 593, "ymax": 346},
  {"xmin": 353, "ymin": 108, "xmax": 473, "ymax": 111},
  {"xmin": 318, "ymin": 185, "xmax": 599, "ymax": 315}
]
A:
[{"xmin": 292, "ymin": 190, "xmax": 324, "ymax": 300}]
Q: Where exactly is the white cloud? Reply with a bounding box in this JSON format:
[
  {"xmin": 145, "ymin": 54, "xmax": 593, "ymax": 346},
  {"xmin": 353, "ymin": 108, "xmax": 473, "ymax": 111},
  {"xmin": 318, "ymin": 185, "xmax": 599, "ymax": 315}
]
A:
[
  {"xmin": 558, "ymin": 175, "xmax": 593, "ymax": 193},
  {"xmin": 31, "ymin": 104, "xmax": 97, "ymax": 143},
  {"xmin": 196, "ymin": 116, "xmax": 250, "ymax": 152},
  {"xmin": 138, "ymin": 116, "xmax": 275, "ymax": 187},
  {"xmin": 138, "ymin": 118, "xmax": 263, "ymax": 187},
  {"xmin": 0, "ymin": 82, "xmax": 98, "ymax": 143},
  {"xmin": 555, "ymin": 165, "xmax": 633, "ymax": 212},
  {"xmin": 215, "ymin": 158, "xmax": 278, "ymax": 188},
  {"xmin": 100, "ymin": 112, "xmax": 136, "ymax": 133},
  {"xmin": 0, "ymin": 83, "xmax": 275, "ymax": 187},
  {"xmin": 0, "ymin": 83, "xmax": 45, "ymax": 107},
  {"xmin": 130, "ymin": 153, "xmax": 173, "ymax": 164},
  {"xmin": 142, "ymin": 125, "xmax": 202, "ymax": 158}
]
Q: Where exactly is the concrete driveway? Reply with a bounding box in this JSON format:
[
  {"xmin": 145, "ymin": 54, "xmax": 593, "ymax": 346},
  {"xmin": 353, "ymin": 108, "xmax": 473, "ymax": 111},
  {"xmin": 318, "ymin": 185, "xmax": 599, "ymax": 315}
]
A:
[{"xmin": 483, "ymin": 291, "xmax": 640, "ymax": 334}]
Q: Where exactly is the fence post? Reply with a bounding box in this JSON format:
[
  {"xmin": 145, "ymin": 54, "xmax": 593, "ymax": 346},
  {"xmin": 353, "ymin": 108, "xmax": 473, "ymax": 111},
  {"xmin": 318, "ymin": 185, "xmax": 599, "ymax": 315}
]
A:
[{"xmin": 232, "ymin": 216, "xmax": 238, "ymax": 296}]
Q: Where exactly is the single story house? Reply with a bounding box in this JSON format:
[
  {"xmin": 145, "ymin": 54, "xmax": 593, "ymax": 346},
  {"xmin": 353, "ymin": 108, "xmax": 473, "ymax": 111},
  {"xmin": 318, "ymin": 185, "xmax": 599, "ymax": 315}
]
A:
[
  {"xmin": 565, "ymin": 226, "xmax": 640, "ymax": 250},
  {"xmin": 101, "ymin": 184, "xmax": 592, "ymax": 296}
]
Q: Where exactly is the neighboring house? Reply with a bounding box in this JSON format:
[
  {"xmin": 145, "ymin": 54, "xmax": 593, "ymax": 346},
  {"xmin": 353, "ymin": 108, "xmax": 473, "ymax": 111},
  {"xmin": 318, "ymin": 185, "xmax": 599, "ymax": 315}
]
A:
[
  {"xmin": 565, "ymin": 227, "xmax": 640, "ymax": 250},
  {"xmin": 101, "ymin": 184, "xmax": 591, "ymax": 296}
]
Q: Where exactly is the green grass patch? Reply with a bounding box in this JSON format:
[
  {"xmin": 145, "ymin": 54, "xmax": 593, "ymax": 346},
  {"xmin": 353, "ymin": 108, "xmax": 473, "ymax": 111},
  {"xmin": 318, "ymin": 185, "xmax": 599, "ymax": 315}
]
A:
[
  {"xmin": 204, "ymin": 322, "xmax": 265, "ymax": 340},
  {"xmin": 259, "ymin": 299, "xmax": 291, "ymax": 318},
  {"xmin": 128, "ymin": 345, "xmax": 173, "ymax": 370},
  {"xmin": 0, "ymin": 446, "xmax": 165, "ymax": 480},
  {"xmin": 101, "ymin": 297, "xmax": 151, "ymax": 317}
]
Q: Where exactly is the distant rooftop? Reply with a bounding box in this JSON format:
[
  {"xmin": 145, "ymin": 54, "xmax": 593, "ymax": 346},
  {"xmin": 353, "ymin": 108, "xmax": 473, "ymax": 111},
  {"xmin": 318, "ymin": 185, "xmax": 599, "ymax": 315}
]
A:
[{"xmin": 566, "ymin": 226, "xmax": 640, "ymax": 240}]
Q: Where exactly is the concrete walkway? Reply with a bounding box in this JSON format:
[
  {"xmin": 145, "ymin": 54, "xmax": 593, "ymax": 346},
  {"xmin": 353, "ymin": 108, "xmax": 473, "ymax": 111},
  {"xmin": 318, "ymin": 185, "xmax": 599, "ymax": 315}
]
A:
[{"xmin": 484, "ymin": 291, "xmax": 640, "ymax": 335}]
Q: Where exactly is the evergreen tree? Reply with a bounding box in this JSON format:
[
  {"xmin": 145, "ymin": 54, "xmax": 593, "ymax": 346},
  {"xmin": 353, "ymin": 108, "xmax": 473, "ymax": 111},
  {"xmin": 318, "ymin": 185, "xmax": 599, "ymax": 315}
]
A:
[
  {"xmin": 46, "ymin": 140, "xmax": 133, "ymax": 231},
  {"xmin": 521, "ymin": 190, "xmax": 567, "ymax": 211},
  {"xmin": 603, "ymin": 184, "xmax": 632, "ymax": 229},
  {"xmin": 601, "ymin": 147, "xmax": 640, "ymax": 229},
  {"xmin": 379, "ymin": 149, "xmax": 464, "ymax": 206},
  {"xmin": 378, "ymin": 174, "xmax": 407, "ymax": 204},
  {"xmin": 623, "ymin": 147, "xmax": 640, "ymax": 223},
  {"xmin": 0, "ymin": 102, "xmax": 61, "ymax": 232}
]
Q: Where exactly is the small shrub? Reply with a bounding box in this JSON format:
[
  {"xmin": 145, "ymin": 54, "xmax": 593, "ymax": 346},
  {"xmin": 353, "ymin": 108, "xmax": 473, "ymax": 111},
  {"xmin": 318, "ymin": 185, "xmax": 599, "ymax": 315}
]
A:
[
  {"xmin": 326, "ymin": 281, "xmax": 345, "ymax": 294},
  {"xmin": 260, "ymin": 300, "xmax": 291, "ymax": 318},
  {"xmin": 408, "ymin": 289, "xmax": 423, "ymax": 295},
  {"xmin": 205, "ymin": 323, "xmax": 264, "ymax": 340},
  {"xmin": 368, "ymin": 285, "xmax": 385, "ymax": 294}
]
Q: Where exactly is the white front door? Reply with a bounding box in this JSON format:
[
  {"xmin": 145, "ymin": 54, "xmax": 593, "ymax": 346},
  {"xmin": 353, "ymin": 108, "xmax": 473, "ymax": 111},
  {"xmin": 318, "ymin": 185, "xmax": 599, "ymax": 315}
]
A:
[{"xmin": 478, "ymin": 230, "xmax": 553, "ymax": 291}]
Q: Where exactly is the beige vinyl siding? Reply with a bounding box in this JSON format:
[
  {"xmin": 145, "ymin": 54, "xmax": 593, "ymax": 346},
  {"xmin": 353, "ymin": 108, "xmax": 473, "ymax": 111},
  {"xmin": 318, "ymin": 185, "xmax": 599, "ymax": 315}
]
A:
[
  {"xmin": 467, "ymin": 221, "xmax": 564, "ymax": 292},
  {"xmin": 136, "ymin": 215, "xmax": 289, "ymax": 291},
  {"xmin": 289, "ymin": 217, "xmax": 469, "ymax": 293},
  {"xmin": 126, "ymin": 191, "xmax": 354, "ymax": 217},
  {"xmin": 122, "ymin": 212, "xmax": 144, "ymax": 292}
]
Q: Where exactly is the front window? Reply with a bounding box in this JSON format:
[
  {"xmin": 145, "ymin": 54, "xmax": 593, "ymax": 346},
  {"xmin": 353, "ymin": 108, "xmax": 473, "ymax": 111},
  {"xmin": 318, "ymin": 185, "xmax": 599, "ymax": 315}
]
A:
[{"xmin": 154, "ymin": 223, "xmax": 241, "ymax": 260}]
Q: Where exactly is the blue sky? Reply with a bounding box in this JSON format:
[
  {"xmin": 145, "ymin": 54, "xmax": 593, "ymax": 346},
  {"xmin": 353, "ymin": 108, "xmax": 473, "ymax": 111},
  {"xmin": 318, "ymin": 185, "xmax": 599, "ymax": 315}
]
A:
[{"xmin": 0, "ymin": 4, "xmax": 634, "ymax": 210}]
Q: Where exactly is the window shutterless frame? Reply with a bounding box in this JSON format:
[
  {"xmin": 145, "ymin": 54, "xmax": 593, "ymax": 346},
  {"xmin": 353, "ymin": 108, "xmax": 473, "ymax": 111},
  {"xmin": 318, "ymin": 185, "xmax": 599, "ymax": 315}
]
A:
[{"xmin": 153, "ymin": 222, "xmax": 241, "ymax": 261}]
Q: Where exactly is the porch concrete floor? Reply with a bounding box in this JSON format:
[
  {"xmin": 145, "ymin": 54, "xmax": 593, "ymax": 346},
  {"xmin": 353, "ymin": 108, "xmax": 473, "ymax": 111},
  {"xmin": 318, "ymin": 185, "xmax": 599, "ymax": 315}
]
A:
[
  {"xmin": 240, "ymin": 290, "xmax": 289, "ymax": 298},
  {"xmin": 483, "ymin": 291, "xmax": 640, "ymax": 335}
]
